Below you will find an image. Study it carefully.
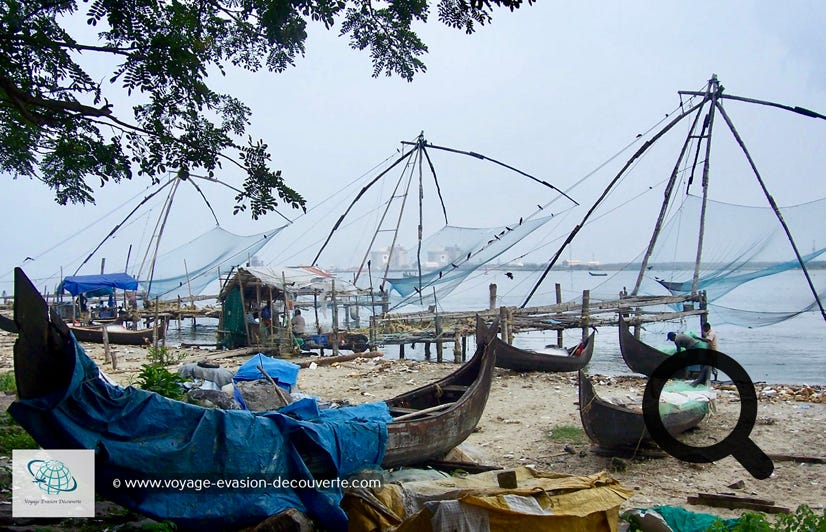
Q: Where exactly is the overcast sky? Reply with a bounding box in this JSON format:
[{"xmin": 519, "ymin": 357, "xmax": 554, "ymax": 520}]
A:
[{"xmin": 2, "ymin": 0, "xmax": 825, "ymax": 297}]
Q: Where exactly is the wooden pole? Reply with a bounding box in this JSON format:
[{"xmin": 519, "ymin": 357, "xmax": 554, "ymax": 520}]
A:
[
  {"xmin": 556, "ymin": 283, "xmax": 563, "ymax": 347},
  {"xmin": 489, "ymin": 283, "xmax": 497, "ymax": 311},
  {"xmin": 313, "ymin": 292, "xmax": 321, "ymax": 334},
  {"xmin": 453, "ymin": 329, "xmax": 461, "ymax": 363},
  {"xmin": 499, "ymin": 306, "xmax": 509, "ymax": 342},
  {"xmin": 101, "ymin": 324, "xmax": 111, "ymax": 364},
  {"xmin": 581, "ymin": 290, "xmax": 590, "ymax": 341},
  {"xmin": 715, "ymin": 99, "xmax": 826, "ymax": 323},
  {"xmin": 435, "ymin": 314, "xmax": 443, "ymax": 362},
  {"xmin": 331, "ymin": 279, "xmax": 339, "ymax": 356},
  {"xmin": 184, "ymin": 259, "xmax": 194, "ymax": 308},
  {"xmin": 632, "ymin": 87, "xmax": 710, "ymax": 295},
  {"xmin": 692, "ymin": 75, "xmax": 719, "ymax": 295},
  {"xmin": 399, "ymin": 341, "xmax": 405, "ymax": 360},
  {"xmin": 152, "ymin": 297, "xmax": 160, "ymax": 350}
]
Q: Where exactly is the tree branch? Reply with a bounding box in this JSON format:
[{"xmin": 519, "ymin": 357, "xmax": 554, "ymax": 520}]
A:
[{"xmin": 0, "ymin": 75, "xmax": 112, "ymax": 126}]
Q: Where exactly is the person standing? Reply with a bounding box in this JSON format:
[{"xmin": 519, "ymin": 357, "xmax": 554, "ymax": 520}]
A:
[
  {"xmin": 702, "ymin": 322, "xmax": 718, "ymax": 350},
  {"xmin": 291, "ymin": 309, "xmax": 306, "ymax": 336},
  {"xmin": 702, "ymin": 322, "xmax": 719, "ymax": 381}
]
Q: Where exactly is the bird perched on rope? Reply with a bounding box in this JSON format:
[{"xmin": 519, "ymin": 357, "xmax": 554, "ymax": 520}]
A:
[{"xmin": 505, "ymin": 272, "xmax": 514, "ymax": 280}]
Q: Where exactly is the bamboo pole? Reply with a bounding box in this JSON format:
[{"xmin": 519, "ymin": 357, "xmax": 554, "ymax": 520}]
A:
[
  {"xmin": 489, "ymin": 283, "xmax": 497, "ymax": 311},
  {"xmin": 715, "ymin": 100, "xmax": 826, "ymax": 323},
  {"xmin": 692, "ymin": 75, "xmax": 719, "ymax": 295},
  {"xmin": 522, "ymin": 98, "xmax": 706, "ymax": 307},
  {"xmin": 632, "ymin": 87, "xmax": 711, "ymax": 295},
  {"xmin": 331, "ymin": 279, "xmax": 339, "ymax": 356},
  {"xmin": 581, "ymin": 290, "xmax": 590, "ymax": 341},
  {"xmin": 556, "ymin": 283, "xmax": 563, "ymax": 347}
]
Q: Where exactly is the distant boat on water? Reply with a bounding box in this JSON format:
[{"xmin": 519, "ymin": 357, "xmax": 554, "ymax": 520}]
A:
[{"xmin": 589, "ymin": 271, "xmax": 608, "ymax": 277}]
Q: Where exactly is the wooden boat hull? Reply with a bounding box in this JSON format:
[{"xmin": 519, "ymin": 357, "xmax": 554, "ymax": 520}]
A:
[
  {"xmin": 577, "ymin": 370, "xmax": 707, "ymax": 453},
  {"xmin": 492, "ymin": 332, "xmax": 595, "ymax": 373},
  {"xmin": 383, "ymin": 317, "xmax": 498, "ymax": 468},
  {"xmin": 618, "ymin": 315, "xmax": 669, "ymax": 377},
  {"xmin": 69, "ymin": 321, "xmax": 166, "ymax": 346}
]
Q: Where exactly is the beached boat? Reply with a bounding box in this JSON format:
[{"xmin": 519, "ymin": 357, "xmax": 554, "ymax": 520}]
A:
[
  {"xmin": 383, "ymin": 316, "xmax": 498, "ymax": 467},
  {"xmin": 577, "ymin": 370, "xmax": 709, "ymax": 454},
  {"xmin": 618, "ymin": 314, "xmax": 669, "ymax": 377},
  {"xmin": 8, "ymin": 268, "xmax": 498, "ymax": 529},
  {"xmin": 491, "ymin": 332, "xmax": 594, "ymax": 373},
  {"xmin": 68, "ymin": 321, "xmax": 166, "ymax": 346}
]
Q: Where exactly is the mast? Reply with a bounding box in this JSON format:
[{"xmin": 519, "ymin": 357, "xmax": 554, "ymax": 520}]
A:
[{"xmin": 632, "ymin": 88, "xmax": 711, "ymax": 295}]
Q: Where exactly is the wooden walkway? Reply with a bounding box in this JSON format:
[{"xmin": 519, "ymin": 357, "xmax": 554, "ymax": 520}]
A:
[{"xmin": 368, "ymin": 290, "xmax": 707, "ymax": 361}]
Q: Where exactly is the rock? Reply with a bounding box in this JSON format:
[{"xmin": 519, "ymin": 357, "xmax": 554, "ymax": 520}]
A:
[{"xmin": 728, "ymin": 480, "xmax": 746, "ymax": 489}]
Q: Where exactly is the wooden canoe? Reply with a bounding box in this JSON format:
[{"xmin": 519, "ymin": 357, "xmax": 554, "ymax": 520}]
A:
[
  {"xmin": 618, "ymin": 314, "xmax": 669, "ymax": 377},
  {"xmin": 577, "ymin": 370, "xmax": 708, "ymax": 454},
  {"xmin": 382, "ymin": 316, "xmax": 499, "ymax": 468},
  {"xmin": 491, "ymin": 331, "xmax": 595, "ymax": 373},
  {"xmin": 68, "ymin": 320, "xmax": 166, "ymax": 346}
]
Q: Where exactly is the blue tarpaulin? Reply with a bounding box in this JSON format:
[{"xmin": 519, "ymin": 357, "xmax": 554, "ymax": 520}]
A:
[
  {"xmin": 9, "ymin": 338, "xmax": 391, "ymax": 531},
  {"xmin": 233, "ymin": 354, "xmax": 301, "ymax": 409},
  {"xmin": 61, "ymin": 273, "xmax": 139, "ymax": 296}
]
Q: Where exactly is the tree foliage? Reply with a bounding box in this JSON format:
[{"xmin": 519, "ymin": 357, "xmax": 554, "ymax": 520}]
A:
[{"xmin": 0, "ymin": 0, "xmax": 532, "ymax": 218}]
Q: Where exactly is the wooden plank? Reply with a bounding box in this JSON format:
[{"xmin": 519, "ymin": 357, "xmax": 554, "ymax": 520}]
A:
[
  {"xmin": 767, "ymin": 453, "xmax": 826, "ymax": 464},
  {"xmin": 296, "ymin": 351, "xmax": 382, "ymax": 368},
  {"xmin": 687, "ymin": 493, "xmax": 790, "ymax": 514}
]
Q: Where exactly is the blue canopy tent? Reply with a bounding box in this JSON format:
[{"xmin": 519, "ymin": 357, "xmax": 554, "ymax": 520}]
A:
[{"xmin": 61, "ymin": 273, "xmax": 140, "ymax": 297}]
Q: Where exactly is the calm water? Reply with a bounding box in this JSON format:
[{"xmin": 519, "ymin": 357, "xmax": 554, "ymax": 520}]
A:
[{"xmin": 167, "ymin": 269, "xmax": 826, "ymax": 385}]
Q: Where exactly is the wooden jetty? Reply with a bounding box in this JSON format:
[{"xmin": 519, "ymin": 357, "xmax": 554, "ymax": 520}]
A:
[{"xmin": 367, "ymin": 283, "xmax": 707, "ymax": 362}]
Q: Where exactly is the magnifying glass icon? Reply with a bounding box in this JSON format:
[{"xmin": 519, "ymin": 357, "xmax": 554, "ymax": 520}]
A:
[{"xmin": 642, "ymin": 349, "xmax": 774, "ymax": 480}]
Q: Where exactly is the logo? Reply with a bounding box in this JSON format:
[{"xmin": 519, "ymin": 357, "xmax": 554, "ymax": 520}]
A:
[
  {"xmin": 13, "ymin": 449, "xmax": 95, "ymax": 518},
  {"xmin": 27, "ymin": 459, "xmax": 79, "ymax": 495},
  {"xmin": 641, "ymin": 349, "xmax": 774, "ymax": 480}
]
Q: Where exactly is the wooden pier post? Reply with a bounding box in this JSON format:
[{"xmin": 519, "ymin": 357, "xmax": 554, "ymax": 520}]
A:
[
  {"xmin": 507, "ymin": 308, "xmax": 515, "ymax": 344},
  {"xmin": 435, "ymin": 315, "xmax": 443, "ymax": 362},
  {"xmin": 556, "ymin": 283, "xmax": 563, "ymax": 347},
  {"xmin": 424, "ymin": 341, "xmax": 431, "ymax": 361},
  {"xmin": 489, "ymin": 283, "xmax": 497, "ymax": 311},
  {"xmin": 499, "ymin": 306, "xmax": 509, "ymax": 342},
  {"xmin": 331, "ymin": 280, "xmax": 339, "ymax": 357},
  {"xmin": 399, "ymin": 342, "xmax": 405, "ymax": 360},
  {"xmin": 581, "ymin": 290, "xmax": 590, "ymax": 341},
  {"xmin": 453, "ymin": 330, "xmax": 461, "ymax": 363},
  {"xmin": 462, "ymin": 335, "xmax": 467, "ymax": 362}
]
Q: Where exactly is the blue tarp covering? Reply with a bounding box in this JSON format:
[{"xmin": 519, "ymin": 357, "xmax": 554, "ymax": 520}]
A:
[
  {"xmin": 61, "ymin": 273, "xmax": 139, "ymax": 296},
  {"xmin": 8, "ymin": 339, "xmax": 391, "ymax": 531},
  {"xmin": 233, "ymin": 354, "xmax": 301, "ymax": 409}
]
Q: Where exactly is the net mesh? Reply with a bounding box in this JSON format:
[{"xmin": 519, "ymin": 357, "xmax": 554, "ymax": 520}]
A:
[
  {"xmin": 627, "ymin": 195, "xmax": 826, "ymax": 326},
  {"xmin": 385, "ymin": 216, "xmax": 553, "ymax": 308},
  {"xmin": 139, "ymin": 225, "xmax": 286, "ymax": 299}
]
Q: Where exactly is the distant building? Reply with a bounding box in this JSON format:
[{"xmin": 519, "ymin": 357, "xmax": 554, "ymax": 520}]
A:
[{"xmin": 370, "ymin": 246, "xmax": 410, "ymax": 270}]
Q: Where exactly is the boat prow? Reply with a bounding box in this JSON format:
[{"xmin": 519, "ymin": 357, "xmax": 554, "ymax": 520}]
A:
[
  {"xmin": 618, "ymin": 314, "xmax": 669, "ymax": 377},
  {"xmin": 492, "ymin": 331, "xmax": 595, "ymax": 373},
  {"xmin": 383, "ymin": 316, "xmax": 499, "ymax": 467}
]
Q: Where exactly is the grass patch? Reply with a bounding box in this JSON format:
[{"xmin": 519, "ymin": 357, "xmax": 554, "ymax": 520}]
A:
[
  {"xmin": 0, "ymin": 412, "xmax": 38, "ymax": 454},
  {"xmin": 546, "ymin": 425, "xmax": 587, "ymax": 445},
  {"xmin": 0, "ymin": 371, "xmax": 15, "ymax": 393}
]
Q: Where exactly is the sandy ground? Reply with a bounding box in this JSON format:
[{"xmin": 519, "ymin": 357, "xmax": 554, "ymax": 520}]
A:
[{"xmin": 0, "ymin": 331, "xmax": 824, "ymax": 528}]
